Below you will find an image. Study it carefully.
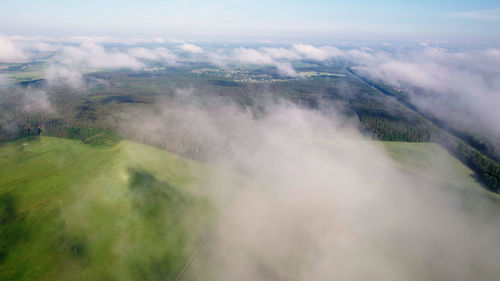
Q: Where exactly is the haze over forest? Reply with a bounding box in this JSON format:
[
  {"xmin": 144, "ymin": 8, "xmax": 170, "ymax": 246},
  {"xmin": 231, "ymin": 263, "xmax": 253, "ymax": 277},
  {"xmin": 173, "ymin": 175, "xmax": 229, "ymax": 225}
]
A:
[{"xmin": 1, "ymin": 1, "xmax": 500, "ymax": 281}]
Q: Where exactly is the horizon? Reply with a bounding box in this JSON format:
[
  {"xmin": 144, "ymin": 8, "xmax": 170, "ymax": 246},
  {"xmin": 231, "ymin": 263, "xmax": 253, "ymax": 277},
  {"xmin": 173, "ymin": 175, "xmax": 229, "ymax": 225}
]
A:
[{"xmin": 1, "ymin": 0, "xmax": 499, "ymax": 44}]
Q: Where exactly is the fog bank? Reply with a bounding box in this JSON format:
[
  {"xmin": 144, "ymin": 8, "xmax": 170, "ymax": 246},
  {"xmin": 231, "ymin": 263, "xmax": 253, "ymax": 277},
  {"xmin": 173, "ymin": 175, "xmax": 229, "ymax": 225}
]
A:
[{"xmin": 115, "ymin": 91, "xmax": 500, "ymax": 281}]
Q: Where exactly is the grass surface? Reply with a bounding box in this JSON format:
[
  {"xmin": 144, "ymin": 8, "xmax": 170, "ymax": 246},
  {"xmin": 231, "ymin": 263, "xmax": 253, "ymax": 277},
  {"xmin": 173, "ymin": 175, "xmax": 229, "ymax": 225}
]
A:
[
  {"xmin": 182, "ymin": 141, "xmax": 500, "ymax": 281},
  {"xmin": 383, "ymin": 141, "xmax": 500, "ymax": 206},
  {"xmin": 0, "ymin": 136, "xmax": 214, "ymax": 281},
  {"xmin": 2, "ymin": 137, "xmax": 499, "ymax": 280},
  {"xmin": 384, "ymin": 142, "xmax": 480, "ymax": 188}
]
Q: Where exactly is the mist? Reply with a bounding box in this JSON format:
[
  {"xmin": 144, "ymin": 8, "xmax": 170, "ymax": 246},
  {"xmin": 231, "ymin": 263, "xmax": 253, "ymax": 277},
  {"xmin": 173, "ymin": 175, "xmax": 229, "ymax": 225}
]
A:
[
  {"xmin": 2, "ymin": 36, "xmax": 500, "ymax": 280},
  {"xmin": 112, "ymin": 89, "xmax": 500, "ymax": 281},
  {"xmin": 3, "ymin": 35, "xmax": 500, "ymax": 149},
  {"xmin": 2, "ymin": 0, "xmax": 500, "ymax": 278},
  {"xmin": 349, "ymin": 46, "xmax": 500, "ymax": 150}
]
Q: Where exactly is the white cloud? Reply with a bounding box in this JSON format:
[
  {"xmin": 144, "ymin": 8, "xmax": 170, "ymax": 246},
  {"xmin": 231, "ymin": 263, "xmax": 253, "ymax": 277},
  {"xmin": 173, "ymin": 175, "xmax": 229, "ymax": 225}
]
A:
[
  {"xmin": 166, "ymin": 37, "xmax": 185, "ymax": 43},
  {"xmin": 231, "ymin": 47, "xmax": 301, "ymax": 77},
  {"xmin": 3, "ymin": 36, "xmax": 499, "ymax": 143},
  {"xmin": 0, "ymin": 35, "xmax": 27, "ymax": 62},
  {"xmin": 261, "ymin": 47, "xmax": 301, "ymax": 60},
  {"xmin": 44, "ymin": 64, "xmax": 85, "ymax": 89},
  {"xmin": 180, "ymin": 43, "xmax": 203, "ymax": 53},
  {"xmin": 292, "ymin": 44, "xmax": 343, "ymax": 61},
  {"xmin": 25, "ymin": 42, "xmax": 60, "ymax": 52},
  {"xmin": 68, "ymin": 36, "xmax": 166, "ymax": 45},
  {"xmin": 21, "ymin": 89, "xmax": 53, "ymax": 113},
  {"xmin": 275, "ymin": 62, "xmax": 300, "ymax": 77},
  {"xmin": 226, "ymin": 44, "xmax": 345, "ymax": 76},
  {"xmin": 350, "ymin": 46, "xmax": 500, "ymax": 143},
  {"xmin": 152, "ymin": 37, "xmax": 165, "ymax": 43},
  {"xmin": 233, "ymin": 47, "xmax": 274, "ymax": 64},
  {"xmin": 119, "ymin": 95, "xmax": 500, "ymax": 281},
  {"xmin": 128, "ymin": 47, "xmax": 177, "ymax": 64},
  {"xmin": 55, "ymin": 42, "xmax": 144, "ymax": 69},
  {"xmin": 43, "ymin": 42, "xmax": 146, "ymax": 88}
]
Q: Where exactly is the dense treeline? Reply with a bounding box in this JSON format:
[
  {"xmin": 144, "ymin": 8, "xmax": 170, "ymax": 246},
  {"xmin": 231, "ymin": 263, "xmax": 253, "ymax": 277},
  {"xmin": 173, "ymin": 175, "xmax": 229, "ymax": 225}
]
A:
[
  {"xmin": 0, "ymin": 81, "xmax": 122, "ymax": 145},
  {"xmin": 457, "ymin": 143, "xmax": 500, "ymax": 191},
  {"xmin": 3, "ymin": 119, "xmax": 119, "ymax": 146},
  {"xmin": 433, "ymin": 133, "xmax": 500, "ymax": 192},
  {"xmin": 359, "ymin": 117, "xmax": 431, "ymax": 142}
]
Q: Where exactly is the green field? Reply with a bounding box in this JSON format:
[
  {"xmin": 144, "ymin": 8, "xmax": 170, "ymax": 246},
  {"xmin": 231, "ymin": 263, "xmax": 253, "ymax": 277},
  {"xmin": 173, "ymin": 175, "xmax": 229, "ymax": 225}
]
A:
[
  {"xmin": 0, "ymin": 137, "xmax": 215, "ymax": 281},
  {"xmin": 384, "ymin": 142, "xmax": 480, "ymax": 188},
  {"xmin": 383, "ymin": 141, "xmax": 500, "ymax": 206},
  {"xmin": 181, "ymin": 141, "xmax": 500, "ymax": 280},
  {"xmin": 2, "ymin": 137, "xmax": 499, "ymax": 281}
]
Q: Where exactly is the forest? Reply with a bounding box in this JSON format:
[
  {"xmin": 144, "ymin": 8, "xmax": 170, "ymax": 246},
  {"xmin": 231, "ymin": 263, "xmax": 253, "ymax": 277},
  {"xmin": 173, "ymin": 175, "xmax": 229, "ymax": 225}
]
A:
[{"xmin": 2, "ymin": 66, "xmax": 500, "ymax": 192}]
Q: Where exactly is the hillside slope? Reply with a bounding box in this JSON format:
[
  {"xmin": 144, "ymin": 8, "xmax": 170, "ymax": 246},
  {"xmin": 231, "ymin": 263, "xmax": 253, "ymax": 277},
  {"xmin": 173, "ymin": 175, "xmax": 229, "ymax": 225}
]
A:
[
  {"xmin": 2, "ymin": 137, "xmax": 500, "ymax": 281},
  {"xmin": 383, "ymin": 142, "xmax": 500, "ymax": 208},
  {"xmin": 181, "ymin": 141, "xmax": 500, "ymax": 281},
  {"xmin": 0, "ymin": 136, "xmax": 215, "ymax": 281}
]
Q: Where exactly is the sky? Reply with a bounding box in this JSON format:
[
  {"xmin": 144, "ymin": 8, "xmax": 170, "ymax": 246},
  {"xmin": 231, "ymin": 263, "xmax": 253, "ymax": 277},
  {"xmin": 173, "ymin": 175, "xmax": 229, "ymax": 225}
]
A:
[{"xmin": 0, "ymin": 0, "xmax": 499, "ymax": 42}]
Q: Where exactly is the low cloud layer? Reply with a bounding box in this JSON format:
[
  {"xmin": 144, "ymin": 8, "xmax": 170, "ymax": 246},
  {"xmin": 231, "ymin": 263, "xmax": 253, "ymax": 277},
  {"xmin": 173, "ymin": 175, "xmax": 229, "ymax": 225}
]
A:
[
  {"xmin": 128, "ymin": 47, "xmax": 177, "ymax": 64},
  {"xmin": 114, "ymin": 91, "xmax": 500, "ymax": 281},
  {"xmin": 230, "ymin": 47, "xmax": 299, "ymax": 77},
  {"xmin": 2, "ymin": 34, "xmax": 500, "ymax": 150},
  {"xmin": 20, "ymin": 89, "xmax": 53, "ymax": 113},
  {"xmin": 0, "ymin": 35, "xmax": 27, "ymax": 61},
  {"xmin": 351, "ymin": 46, "xmax": 500, "ymax": 141},
  {"xmin": 181, "ymin": 43, "xmax": 204, "ymax": 54},
  {"xmin": 215, "ymin": 44, "xmax": 343, "ymax": 77},
  {"xmin": 218, "ymin": 42, "xmax": 500, "ymax": 150},
  {"xmin": 70, "ymin": 43, "xmax": 141, "ymax": 69},
  {"xmin": 293, "ymin": 43, "xmax": 343, "ymax": 60}
]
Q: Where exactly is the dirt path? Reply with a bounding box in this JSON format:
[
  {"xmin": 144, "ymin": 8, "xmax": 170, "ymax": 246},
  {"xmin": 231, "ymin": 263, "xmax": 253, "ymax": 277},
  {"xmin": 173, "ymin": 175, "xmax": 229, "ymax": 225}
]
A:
[{"xmin": 174, "ymin": 233, "xmax": 211, "ymax": 281}]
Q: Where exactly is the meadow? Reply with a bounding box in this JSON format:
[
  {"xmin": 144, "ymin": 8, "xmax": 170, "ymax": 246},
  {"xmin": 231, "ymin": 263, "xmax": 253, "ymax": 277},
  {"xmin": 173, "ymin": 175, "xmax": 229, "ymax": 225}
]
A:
[
  {"xmin": 2, "ymin": 136, "xmax": 499, "ymax": 280},
  {"xmin": 0, "ymin": 136, "xmax": 215, "ymax": 281}
]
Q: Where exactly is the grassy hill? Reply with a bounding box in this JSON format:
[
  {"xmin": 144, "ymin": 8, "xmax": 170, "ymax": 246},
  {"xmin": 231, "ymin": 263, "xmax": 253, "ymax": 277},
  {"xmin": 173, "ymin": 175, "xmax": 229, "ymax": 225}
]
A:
[
  {"xmin": 0, "ymin": 136, "xmax": 215, "ymax": 281},
  {"xmin": 181, "ymin": 141, "xmax": 500, "ymax": 281},
  {"xmin": 2, "ymin": 137, "xmax": 499, "ymax": 281},
  {"xmin": 384, "ymin": 142, "xmax": 481, "ymax": 189},
  {"xmin": 383, "ymin": 142, "xmax": 500, "ymax": 209}
]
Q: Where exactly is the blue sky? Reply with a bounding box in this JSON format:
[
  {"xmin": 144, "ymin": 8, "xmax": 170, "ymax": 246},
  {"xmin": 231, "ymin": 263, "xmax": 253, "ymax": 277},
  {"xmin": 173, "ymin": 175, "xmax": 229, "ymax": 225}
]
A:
[{"xmin": 1, "ymin": 0, "xmax": 499, "ymax": 42}]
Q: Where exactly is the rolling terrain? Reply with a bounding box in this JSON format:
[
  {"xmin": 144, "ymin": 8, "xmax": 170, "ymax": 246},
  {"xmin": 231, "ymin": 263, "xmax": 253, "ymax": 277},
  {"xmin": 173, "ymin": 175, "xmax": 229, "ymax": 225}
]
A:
[
  {"xmin": 2, "ymin": 61, "xmax": 499, "ymax": 193},
  {"xmin": 2, "ymin": 136, "xmax": 499, "ymax": 280},
  {"xmin": 383, "ymin": 142, "xmax": 500, "ymax": 206},
  {"xmin": 0, "ymin": 136, "xmax": 215, "ymax": 281},
  {"xmin": 182, "ymin": 141, "xmax": 500, "ymax": 281}
]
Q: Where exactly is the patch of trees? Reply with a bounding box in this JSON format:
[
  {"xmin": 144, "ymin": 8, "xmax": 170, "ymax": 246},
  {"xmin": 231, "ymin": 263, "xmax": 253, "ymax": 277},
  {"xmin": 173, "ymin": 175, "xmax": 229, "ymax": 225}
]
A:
[
  {"xmin": 434, "ymin": 132, "xmax": 500, "ymax": 192},
  {"xmin": 1, "ymin": 117, "xmax": 119, "ymax": 146},
  {"xmin": 359, "ymin": 116, "xmax": 432, "ymax": 142},
  {"xmin": 455, "ymin": 142, "xmax": 500, "ymax": 192}
]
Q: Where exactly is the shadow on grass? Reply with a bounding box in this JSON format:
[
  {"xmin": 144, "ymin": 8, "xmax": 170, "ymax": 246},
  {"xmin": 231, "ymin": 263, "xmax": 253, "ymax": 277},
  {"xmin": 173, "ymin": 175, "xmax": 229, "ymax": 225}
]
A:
[
  {"xmin": 126, "ymin": 167, "xmax": 217, "ymax": 280},
  {"xmin": 0, "ymin": 193, "xmax": 28, "ymax": 264}
]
